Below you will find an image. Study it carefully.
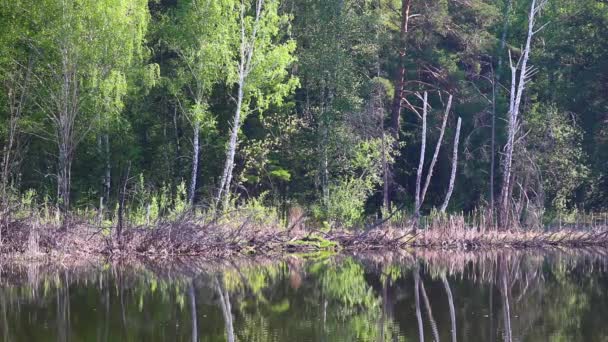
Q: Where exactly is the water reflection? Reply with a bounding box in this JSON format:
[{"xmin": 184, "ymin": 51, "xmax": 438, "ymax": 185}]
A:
[{"xmin": 1, "ymin": 249, "xmax": 608, "ymax": 341}]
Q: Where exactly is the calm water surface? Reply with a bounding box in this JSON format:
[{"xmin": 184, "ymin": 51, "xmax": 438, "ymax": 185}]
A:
[{"xmin": 2, "ymin": 250, "xmax": 608, "ymax": 341}]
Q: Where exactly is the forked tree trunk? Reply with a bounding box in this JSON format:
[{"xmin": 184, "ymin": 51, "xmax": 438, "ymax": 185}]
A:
[
  {"xmin": 216, "ymin": 0, "xmax": 264, "ymax": 210},
  {"xmin": 420, "ymin": 95, "xmax": 452, "ymax": 205},
  {"xmin": 499, "ymin": 0, "xmax": 545, "ymax": 228}
]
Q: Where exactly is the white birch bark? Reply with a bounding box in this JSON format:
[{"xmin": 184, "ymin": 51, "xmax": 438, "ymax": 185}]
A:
[
  {"xmin": 499, "ymin": 0, "xmax": 546, "ymax": 227},
  {"xmin": 216, "ymin": 0, "xmax": 264, "ymax": 209},
  {"xmin": 441, "ymin": 117, "xmax": 461, "ymax": 213},
  {"xmin": 420, "ymin": 94, "xmax": 452, "ymax": 205},
  {"xmin": 414, "ymin": 92, "xmax": 428, "ymax": 221},
  {"xmin": 189, "ymin": 120, "xmax": 200, "ymax": 205}
]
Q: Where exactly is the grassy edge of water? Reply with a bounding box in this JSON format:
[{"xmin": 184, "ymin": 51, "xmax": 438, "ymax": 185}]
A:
[{"xmin": 2, "ymin": 212, "xmax": 608, "ymax": 261}]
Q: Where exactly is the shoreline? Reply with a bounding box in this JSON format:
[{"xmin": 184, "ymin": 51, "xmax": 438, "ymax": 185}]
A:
[{"xmin": 3, "ymin": 218, "xmax": 608, "ymax": 260}]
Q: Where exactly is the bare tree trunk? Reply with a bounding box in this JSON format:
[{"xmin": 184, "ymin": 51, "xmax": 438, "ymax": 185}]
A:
[
  {"xmin": 441, "ymin": 117, "xmax": 462, "ymax": 213},
  {"xmin": 216, "ymin": 0, "xmax": 265, "ymax": 210},
  {"xmin": 414, "ymin": 92, "xmax": 428, "ymax": 224},
  {"xmin": 499, "ymin": 0, "xmax": 546, "ymax": 228},
  {"xmin": 189, "ymin": 120, "xmax": 200, "ymax": 205},
  {"xmin": 390, "ymin": 0, "xmax": 412, "ymax": 138},
  {"xmin": 442, "ymin": 274, "xmax": 457, "ymax": 342},
  {"xmin": 420, "ymin": 95, "xmax": 453, "ymax": 205}
]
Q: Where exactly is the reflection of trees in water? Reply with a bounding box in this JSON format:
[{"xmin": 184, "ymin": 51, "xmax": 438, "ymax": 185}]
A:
[
  {"xmin": 215, "ymin": 276, "xmax": 235, "ymax": 342},
  {"xmin": 1, "ymin": 250, "xmax": 608, "ymax": 341}
]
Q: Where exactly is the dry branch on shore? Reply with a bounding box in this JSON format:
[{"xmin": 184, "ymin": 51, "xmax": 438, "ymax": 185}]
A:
[{"xmin": 2, "ymin": 213, "xmax": 608, "ymax": 259}]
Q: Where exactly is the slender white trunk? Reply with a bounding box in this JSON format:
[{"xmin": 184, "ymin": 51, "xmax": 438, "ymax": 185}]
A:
[
  {"xmin": 189, "ymin": 120, "xmax": 200, "ymax": 205},
  {"xmin": 441, "ymin": 117, "xmax": 462, "ymax": 213},
  {"xmin": 216, "ymin": 0, "xmax": 264, "ymax": 209},
  {"xmin": 414, "ymin": 92, "xmax": 428, "ymax": 221},
  {"xmin": 499, "ymin": 0, "xmax": 545, "ymax": 227},
  {"xmin": 420, "ymin": 94, "xmax": 452, "ymax": 205},
  {"xmin": 216, "ymin": 73, "xmax": 244, "ymax": 208}
]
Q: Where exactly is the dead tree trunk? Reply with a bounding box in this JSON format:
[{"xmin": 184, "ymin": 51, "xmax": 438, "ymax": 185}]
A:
[
  {"xmin": 216, "ymin": 0, "xmax": 264, "ymax": 210},
  {"xmin": 441, "ymin": 117, "xmax": 462, "ymax": 213},
  {"xmin": 499, "ymin": 0, "xmax": 546, "ymax": 228},
  {"xmin": 420, "ymin": 95, "xmax": 453, "ymax": 205},
  {"xmin": 414, "ymin": 92, "xmax": 428, "ymax": 224}
]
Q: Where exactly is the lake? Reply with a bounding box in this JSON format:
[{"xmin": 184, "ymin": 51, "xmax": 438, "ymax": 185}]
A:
[{"xmin": 1, "ymin": 249, "xmax": 608, "ymax": 341}]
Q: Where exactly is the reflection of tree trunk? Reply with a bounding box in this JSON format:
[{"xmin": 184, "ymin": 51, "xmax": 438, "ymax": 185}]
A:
[
  {"xmin": 57, "ymin": 271, "xmax": 71, "ymax": 342},
  {"xmin": 215, "ymin": 277, "xmax": 235, "ymax": 342},
  {"xmin": 2, "ymin": 293, "xmax": 9, "ymax": 341},
  {"xmin": 119, "ymin": 271, "xmax": 127, "ymax": 335},
  {"xmin": 420, "ymin": 276, "xmax": 440, "ymax": 342},
  {"xmin": 489, "ymin": 283, "xmax": 495, "ymax": 342},
  {"xmin": 104, "ymin": 273, "xmax": 110, "ymax": 342},
  {"xmin": 501, "ymin": 268, "xmax": 512, "ymax": 342},
  {"xmin": 189, "ymin": 281, "xmax": 198, "ymax": 342},
  {"xmin": 442, "ymin": 274, "xmax": 457, "ymax": 342},
  {"xmin": 414, "ymin": 267, "xmax": 424, "ymax": 342}
]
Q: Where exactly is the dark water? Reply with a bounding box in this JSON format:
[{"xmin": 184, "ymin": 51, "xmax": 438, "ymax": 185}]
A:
[{"xmin": 2, "ymin": 250, "xmax": 608, "ymax": 341}]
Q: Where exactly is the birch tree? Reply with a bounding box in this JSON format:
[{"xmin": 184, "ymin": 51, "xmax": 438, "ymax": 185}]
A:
[
  {"xmin": 499, "ymin": 0, "xmax": 547, "ymax": 228},
  {"xmin": 215, "ymin": 0, "xmax": 297, "ymax": 209},
  {"xmin": 164, "ymin": 0, "xmax": 235, "ymax": 205},
  {"xmin": 29, "ymin": 0, "xmax": 149, "ymax": 222}
]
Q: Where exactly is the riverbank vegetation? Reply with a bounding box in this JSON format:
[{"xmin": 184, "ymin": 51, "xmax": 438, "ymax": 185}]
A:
[{"xmin": 1, "ymin": 0, "xmax": 608, "ymax": 254}]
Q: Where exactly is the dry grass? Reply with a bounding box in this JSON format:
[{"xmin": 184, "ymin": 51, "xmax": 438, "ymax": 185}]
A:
[{"xmin": 2, "ymin": 209, "xmax": 608, "ymax": 259}]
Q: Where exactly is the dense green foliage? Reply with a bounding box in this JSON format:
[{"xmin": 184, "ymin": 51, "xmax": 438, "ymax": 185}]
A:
[{"xmin": 1, "ymin": 0, "xmax": 607, "ymax": 227}]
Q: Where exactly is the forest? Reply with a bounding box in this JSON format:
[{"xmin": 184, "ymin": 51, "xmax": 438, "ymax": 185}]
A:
[{"xmin": 1, "ymin": 0, "xmax": 607, "ymax": 236}]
